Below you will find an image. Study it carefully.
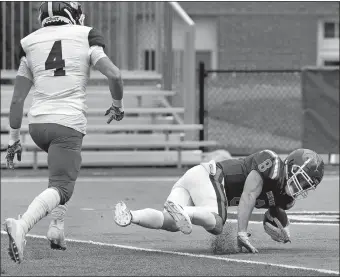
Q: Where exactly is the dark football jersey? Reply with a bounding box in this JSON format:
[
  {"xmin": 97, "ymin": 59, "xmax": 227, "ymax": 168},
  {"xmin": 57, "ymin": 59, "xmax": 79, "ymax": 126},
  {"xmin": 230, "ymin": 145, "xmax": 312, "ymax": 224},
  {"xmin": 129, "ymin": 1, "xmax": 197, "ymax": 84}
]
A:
[{"xmin": 216, "ymin": 150, "xmax": 295, "ymax": 210}]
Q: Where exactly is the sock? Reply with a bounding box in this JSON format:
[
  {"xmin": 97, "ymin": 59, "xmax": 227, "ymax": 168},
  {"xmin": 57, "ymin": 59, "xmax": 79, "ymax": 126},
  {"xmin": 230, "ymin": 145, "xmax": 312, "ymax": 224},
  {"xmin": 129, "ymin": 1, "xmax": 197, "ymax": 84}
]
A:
[
  {"xmin": 19, "ymin": 188, "xmax": 61, "ymax": 234},
  {"xmin": 130, "ymin": 209, "xmax": 164, "ymax": 229},
  {"xmin": 50, "ymin": 202, "xmax": 68, "ymax": 229},
  {"xmin": 183, "ymin": 206, "xmax": 217, "ymax": 231}
]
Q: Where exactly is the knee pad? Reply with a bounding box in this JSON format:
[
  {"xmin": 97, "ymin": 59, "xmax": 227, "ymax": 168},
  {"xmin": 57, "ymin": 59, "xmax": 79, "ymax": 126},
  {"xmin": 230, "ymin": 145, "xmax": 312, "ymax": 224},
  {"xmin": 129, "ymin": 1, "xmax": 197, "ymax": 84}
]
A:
[
  {"xmin": 206, "ymin": 212, "xmax": 224, "ymax": 235},
  {"xmin": 48, "ymin": 180, "xmax": 75, "ymax": 205},
  {"xmin": 161, "ymin": 211, "xmax": 180, "ymax": 232}
]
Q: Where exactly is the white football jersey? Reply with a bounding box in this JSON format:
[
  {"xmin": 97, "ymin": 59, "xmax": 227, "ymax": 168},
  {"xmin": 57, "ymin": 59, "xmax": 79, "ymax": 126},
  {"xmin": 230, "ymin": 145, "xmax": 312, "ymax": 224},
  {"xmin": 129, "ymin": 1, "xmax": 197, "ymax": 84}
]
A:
[{"xmin": 19, "ymin": 24, "xmax": 106, "ymax": 134}]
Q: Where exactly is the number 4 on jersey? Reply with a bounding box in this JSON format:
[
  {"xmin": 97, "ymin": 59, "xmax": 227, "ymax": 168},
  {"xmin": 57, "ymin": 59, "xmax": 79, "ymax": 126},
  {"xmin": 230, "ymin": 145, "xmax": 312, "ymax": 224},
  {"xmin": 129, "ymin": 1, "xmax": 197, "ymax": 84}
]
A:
[{"xmin": 45, "ymin": 40, "xmax": 65, "ymax": 76}]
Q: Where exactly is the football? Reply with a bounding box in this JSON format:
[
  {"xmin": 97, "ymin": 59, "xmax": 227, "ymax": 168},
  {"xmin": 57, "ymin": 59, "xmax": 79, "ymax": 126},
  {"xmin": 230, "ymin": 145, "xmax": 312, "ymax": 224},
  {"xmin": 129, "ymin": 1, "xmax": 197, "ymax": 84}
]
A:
[{"xmin": 263, "ymin": 206, "xmax": 289, "ymax": 228}]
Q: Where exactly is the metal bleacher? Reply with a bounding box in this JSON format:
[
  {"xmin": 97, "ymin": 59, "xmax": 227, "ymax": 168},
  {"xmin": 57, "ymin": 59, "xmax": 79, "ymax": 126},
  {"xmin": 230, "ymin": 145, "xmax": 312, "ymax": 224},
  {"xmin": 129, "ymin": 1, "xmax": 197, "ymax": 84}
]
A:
[
  {"xmin": 0, "ymin": 72, "xmax": 219, "ymax": 169},
  {"xmin": 1, "ymin": 2, "xmax": 219, "ymax": 169}
]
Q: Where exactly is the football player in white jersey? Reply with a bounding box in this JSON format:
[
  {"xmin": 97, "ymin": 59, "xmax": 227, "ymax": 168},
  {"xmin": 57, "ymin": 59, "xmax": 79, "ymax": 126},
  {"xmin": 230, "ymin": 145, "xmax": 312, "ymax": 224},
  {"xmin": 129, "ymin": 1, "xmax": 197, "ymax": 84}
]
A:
[{"xmin": 4, "ymin": 1, "xmax": 124, "ymax": 264}]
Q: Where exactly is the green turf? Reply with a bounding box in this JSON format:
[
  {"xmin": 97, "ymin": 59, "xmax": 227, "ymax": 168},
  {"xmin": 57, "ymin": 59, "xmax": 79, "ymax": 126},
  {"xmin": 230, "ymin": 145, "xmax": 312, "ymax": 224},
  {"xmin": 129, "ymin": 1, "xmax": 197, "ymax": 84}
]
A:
[
  {"xmin": 1, "ymin": 177, "xmax": 339, "ymax": 276},
  {"xmin": 1, "ymin": 236, "xmax": 336, "ymax": 276}
]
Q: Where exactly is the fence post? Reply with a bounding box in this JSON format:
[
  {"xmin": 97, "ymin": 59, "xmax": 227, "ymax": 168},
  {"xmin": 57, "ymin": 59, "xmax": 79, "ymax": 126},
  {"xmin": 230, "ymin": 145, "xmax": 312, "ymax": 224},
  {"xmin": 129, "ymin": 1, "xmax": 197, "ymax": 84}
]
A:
[
  {"xmin": 119, "ymin": 2, "xmax": 129, "ymax": 70},
  {"xmin": 199, "ymin": 62, "xmax": 205, "ymax": 143},
  {"xmin": 162, "ymin": 3, "xmax": 173, "ymax": 91}
]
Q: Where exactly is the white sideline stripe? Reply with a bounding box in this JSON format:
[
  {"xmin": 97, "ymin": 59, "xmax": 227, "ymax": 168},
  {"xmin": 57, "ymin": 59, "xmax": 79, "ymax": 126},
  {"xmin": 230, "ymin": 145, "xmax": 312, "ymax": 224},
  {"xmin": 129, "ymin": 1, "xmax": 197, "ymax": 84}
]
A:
[
  {"xmin": 0, "ymin": 231, "xmax": 338, "ymax": 275},
  {"xmin": 0, "ymin": 177, "xmax": 180, "ymax": 183},
  {"xmin": 1, "ymin": 175, "xmax": 338, "ymax": 183},
  {"xmin": 226, "ymin": 219, "xmax": 338, "ymax": 226},
  {"xmin": 228, "ymin": 211, "xmax": 340, "ymax": 215}
]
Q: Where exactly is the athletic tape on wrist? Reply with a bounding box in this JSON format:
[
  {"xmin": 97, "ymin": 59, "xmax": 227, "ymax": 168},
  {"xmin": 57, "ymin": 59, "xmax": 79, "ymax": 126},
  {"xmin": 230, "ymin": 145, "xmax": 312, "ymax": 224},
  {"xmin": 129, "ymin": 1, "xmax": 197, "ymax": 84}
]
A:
[
  {"xmin": 9, "ymin": 127, "xmax": 20, "ymax": 145},
  {"xmin": 112, "ymin": 99, "xmax": 123, "ymax": 108}
]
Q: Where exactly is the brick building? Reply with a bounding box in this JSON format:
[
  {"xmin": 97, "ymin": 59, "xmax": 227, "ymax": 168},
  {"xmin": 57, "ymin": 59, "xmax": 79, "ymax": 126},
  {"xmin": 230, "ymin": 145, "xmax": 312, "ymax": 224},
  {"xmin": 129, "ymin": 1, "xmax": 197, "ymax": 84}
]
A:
[{"xmin": 179, "ymin": 2, "xmax": 339, "ymax": 70}]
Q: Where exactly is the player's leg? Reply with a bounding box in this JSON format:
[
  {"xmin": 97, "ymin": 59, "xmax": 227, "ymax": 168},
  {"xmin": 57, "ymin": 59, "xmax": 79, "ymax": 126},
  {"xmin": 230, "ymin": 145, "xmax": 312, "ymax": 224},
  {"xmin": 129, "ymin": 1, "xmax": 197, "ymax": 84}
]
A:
[
  {"xmin": 47, "ymin": 202, "xmax": 69, "ymax": 250},
  {"xmin": 114, "ymin": 174, "xmax": 193, "ymax": 232},
  {"xmin": 4, "ymin": 123, "xmax": 83, "ymax": 262},
  {"xmin": 45, "ymin": 125, "xmax": 83, "ymax": 250},
  {"xmin": 162, "ymin": 179, "xmax": 194, "ymax": 234},
  {"xmin": 181, "ymin": 163, "xmax": 227, "ymax": 235},
  {"xmin": 4, "ymin": 124, "xmax": 61, "ymax": 263}
]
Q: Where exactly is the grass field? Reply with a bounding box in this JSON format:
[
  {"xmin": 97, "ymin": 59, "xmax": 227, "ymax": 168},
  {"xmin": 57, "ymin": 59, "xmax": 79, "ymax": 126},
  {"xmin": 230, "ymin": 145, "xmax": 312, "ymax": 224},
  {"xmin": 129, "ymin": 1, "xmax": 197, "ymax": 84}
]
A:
[{"xmin": 1, "ymin": 170, "xmax": 339, "ymax": 276}]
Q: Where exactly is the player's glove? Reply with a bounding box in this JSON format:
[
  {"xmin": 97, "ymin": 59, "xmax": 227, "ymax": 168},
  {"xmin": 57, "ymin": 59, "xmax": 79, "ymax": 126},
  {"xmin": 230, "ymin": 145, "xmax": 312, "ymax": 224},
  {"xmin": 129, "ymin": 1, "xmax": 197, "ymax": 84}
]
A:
[
  {"xmin": 6, "ymin": 140, "xmax": 22, "ymax": 169},
  {"xmin": 237, "ymin": 232, "xmax": 258, "ymax": 254},
  {"xmin": 105, "ymin": 103, "xmax": 124, "ymax": 123}
]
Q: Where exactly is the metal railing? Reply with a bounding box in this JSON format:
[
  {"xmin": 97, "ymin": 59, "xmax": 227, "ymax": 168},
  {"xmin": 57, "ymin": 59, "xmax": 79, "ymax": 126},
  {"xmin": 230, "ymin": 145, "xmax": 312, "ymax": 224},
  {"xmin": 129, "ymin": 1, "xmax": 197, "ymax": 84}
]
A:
[{"xmin": 167, "ymin": 2, "xmax": 196, "ymax": 130}]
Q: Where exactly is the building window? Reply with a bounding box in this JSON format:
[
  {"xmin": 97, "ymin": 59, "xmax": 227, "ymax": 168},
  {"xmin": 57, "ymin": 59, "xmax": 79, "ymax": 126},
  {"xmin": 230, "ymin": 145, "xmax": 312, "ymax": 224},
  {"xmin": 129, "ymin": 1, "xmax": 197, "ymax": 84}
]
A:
[
  {"xmin": 324, "ymin": 22, "xmax": 340, "ymax": 38},
  {"xmin": 324, "ymin": 60, "xmax": 340, "ymax": 66},
  {"xmin": 144, "ymin": 50, "xmax": 155, "ymax": 71}
]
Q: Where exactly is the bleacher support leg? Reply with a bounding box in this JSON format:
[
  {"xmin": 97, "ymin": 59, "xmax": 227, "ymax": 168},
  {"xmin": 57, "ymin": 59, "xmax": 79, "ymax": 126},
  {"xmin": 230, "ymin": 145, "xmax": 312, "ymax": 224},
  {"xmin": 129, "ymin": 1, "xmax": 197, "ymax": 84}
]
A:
[
  {"xmin": 33, "ymin": 151, "xmax": 38, "ymax": 170},
  {"xmin": 177, "ymin": 147, "xmax": 182, "ymax": 169}
]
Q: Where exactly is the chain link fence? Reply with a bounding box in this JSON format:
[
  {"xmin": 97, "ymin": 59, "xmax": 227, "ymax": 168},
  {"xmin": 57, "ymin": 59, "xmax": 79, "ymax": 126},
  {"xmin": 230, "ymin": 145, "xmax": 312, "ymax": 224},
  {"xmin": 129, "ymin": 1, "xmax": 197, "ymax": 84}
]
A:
[{"xmin": 200, "ymin": 67, "xmax": 302, "ymax": 155}]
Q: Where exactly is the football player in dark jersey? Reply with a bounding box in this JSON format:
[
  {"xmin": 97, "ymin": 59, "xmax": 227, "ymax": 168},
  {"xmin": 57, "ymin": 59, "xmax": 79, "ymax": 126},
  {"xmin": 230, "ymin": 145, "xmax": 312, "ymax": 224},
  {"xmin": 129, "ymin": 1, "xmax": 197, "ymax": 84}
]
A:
[{"xmin": 114, "ymin": 148, "xmax": 324, "ymax": 253}]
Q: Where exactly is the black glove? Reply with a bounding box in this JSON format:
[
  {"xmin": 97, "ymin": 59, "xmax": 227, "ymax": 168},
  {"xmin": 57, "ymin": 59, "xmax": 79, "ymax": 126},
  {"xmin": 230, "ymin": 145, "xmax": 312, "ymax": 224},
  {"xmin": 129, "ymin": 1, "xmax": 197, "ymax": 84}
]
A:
[
  {"xmin": 105, "ymin": 104, "xmax": 124, "ymax": 123},
  {"xmin": 6, "ymin": 140, "xmax": 22, "ymax": 169}
]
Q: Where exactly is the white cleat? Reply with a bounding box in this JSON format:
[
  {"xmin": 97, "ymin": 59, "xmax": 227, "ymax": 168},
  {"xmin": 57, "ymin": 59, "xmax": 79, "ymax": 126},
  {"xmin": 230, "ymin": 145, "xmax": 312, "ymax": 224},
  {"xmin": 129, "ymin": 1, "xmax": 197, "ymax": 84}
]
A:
[
  {"xmin": 47, "ymin": 221, "xmax": 67, "ymax": 251},
  {"xmin": 164, "ymin": 200, "xmax": 192, "ymax": 235},
  {"xmin": 3, "ymin": 217, "xmax": 26, "ymax": 264},
  {"xmin": 114, "ymin": 201, "xmax": 132, "ymax": 227}
]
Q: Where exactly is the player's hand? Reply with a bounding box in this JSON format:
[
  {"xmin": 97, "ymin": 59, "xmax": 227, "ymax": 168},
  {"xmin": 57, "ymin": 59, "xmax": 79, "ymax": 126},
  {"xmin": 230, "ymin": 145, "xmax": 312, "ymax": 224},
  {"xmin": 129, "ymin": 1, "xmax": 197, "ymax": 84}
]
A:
[
  {"xmin": 6, "ymin": 140, "xmax": 22, "ymax": 169},
  {"xmin": 105, "ymin": 104, "xmax": 124, "ymax": 123},
  {"xmin": 264, "ymin": 222, "xmax": 291, "ymax": 243},
  {"xmin": 237, "ymin": 232, "xmax": 258, "ymax": 254}
]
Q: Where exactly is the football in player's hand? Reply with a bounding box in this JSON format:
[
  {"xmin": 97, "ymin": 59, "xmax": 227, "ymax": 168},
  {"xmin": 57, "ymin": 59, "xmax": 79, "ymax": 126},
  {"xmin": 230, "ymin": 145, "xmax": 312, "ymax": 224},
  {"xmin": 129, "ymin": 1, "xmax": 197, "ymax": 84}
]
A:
[{"xmin": 263, "ymin": 206, "xmax": 289, "ymax": 228}]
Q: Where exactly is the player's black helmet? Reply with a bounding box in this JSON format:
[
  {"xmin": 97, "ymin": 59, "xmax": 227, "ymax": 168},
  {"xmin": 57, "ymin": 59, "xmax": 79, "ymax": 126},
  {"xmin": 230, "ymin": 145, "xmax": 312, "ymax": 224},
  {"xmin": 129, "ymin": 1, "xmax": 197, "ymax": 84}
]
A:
[
  {"xmin": 284, "ymin": 149, "xmax": 324, "ymax": 199},
  {"xmin": 38, "ymin": 1, "xmax": 85, "ymax": 27}
]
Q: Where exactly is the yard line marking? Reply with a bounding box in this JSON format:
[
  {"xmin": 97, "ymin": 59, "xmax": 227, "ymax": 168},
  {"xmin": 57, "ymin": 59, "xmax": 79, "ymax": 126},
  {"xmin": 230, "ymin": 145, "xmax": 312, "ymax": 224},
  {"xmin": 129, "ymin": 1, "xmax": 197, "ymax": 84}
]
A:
[
  {"xmin": 1, "ymin": 175, "xmax": 338, "ymax": 183},
  {"xmin": 0, "ymin": 231, "xmax": 338, "ymax": 275}
]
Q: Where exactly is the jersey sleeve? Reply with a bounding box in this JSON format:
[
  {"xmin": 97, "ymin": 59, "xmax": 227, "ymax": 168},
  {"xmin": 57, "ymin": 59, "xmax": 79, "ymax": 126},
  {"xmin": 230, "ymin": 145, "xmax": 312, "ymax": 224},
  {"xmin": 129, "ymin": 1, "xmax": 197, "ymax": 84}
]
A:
[
  {"xmin": 89, "ymin": 46, "xmax": 107, "ymax": 66},
  {"xmin": 88, "ymin": 28, "xmax": 105, "ymax": 49},
  {"xmin": 253, "ymin": 150, "xmax": 281, "ymax": 181},
  {"xmin": 17, "ymin": 57, "xmax": 33, "ymax": 81},
  {"xmin": 17, "ymin": 42, "xmax": 33, "ymax": 81}
]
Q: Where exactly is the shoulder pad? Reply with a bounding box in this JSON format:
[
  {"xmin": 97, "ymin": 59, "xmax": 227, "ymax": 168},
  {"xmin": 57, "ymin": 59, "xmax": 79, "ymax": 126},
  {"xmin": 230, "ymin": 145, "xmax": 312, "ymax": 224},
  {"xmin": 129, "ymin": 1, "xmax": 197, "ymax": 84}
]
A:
[
  {"xmin": 88, "ymin": 28, "xmax": 105, "ymax": 49},
  {"xmin": 255, "ymin": 150, "xmax": 282, "ymax": 180}
]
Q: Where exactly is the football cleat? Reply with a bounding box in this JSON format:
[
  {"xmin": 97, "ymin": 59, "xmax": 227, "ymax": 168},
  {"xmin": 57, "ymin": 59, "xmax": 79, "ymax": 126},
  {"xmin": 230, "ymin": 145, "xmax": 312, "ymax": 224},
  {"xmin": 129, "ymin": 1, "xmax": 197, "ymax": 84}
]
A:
[
  {"xmin": 47, "ymin": 220, "xmax": 67, "ymax": 251},
  {"xmin": 164, "ymin": 200, "xmax": 192, "ymax": 235},
  {"xmin": 114, "ymin": 201, "xmax": 132, "ymax": 227},
  {"xmin": 3, "ymin": 217, "xmax": 26, "ymax": 264}
]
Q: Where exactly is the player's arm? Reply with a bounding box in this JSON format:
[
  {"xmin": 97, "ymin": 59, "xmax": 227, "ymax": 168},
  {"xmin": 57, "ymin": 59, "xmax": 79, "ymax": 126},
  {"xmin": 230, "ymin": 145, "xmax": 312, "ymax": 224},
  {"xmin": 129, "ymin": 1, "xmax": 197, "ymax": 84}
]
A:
[
  {"xmin": 9, "ymin": 51, "xmax": 33, "ymax": 137},
  {"xmin": 88, "ymin": 28, "xmax": 124, "ymax": 123},
  {"xmin": 94, "ymin": 56, "xmax": 123, "ymax": 104},
  {"xmin": 238, "ymin": 170, "xmax": 263, "ymax": 233},
  {"xmin": 237, "ymin": 170, "xmax": 263, "ymax": 253},
  {"xmin": 6, "ymin": 51, "xmax": 33, "ymax": 169}
]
